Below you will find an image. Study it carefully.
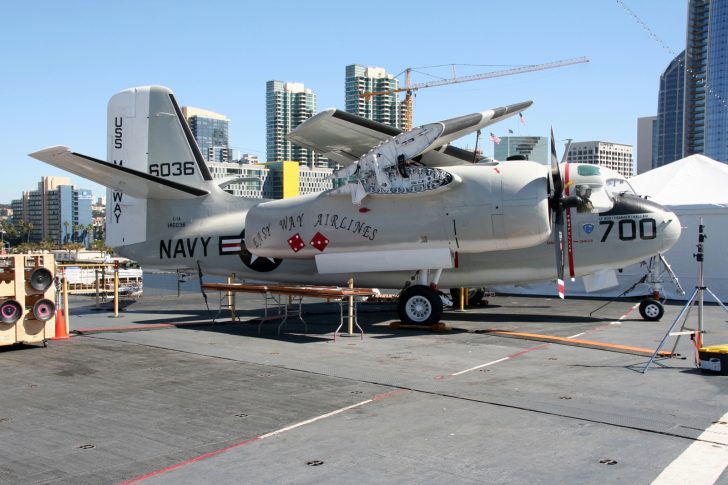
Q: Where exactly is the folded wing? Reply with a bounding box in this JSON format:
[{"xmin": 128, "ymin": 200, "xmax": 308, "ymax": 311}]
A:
[{"xmin": 288, "ymin": 100, "xmax": 532, "ymax": 167}]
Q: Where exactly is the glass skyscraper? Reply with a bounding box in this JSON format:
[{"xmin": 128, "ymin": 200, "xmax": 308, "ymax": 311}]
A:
[
  {"xmin": 654, "ymin": 0, "xmax": 728, "ymax": 166},
  {"xmin": 266, "ymin": 80, "xmax": 320, "ymax": 167},
  {"xmin": 181, "ymin": 107, "xmax": 230, "ymax": 163},
  {"xmin": 654, "ymin": 51, "xmax": 685, "ymax": 167},
  {"xmin": 704, "ymin": 0, "xmax": 728, "ymax": 161},
  {"xmin": 685, "ymin": 0, "xmax": 728, "ymax": 162},
  {"xmin": 684, "ymin": 0, "xmax": 710, "ymax": 158},
  {"xmin": 345, "ymin": 65, "xmax": 403, "ymax": 129}
]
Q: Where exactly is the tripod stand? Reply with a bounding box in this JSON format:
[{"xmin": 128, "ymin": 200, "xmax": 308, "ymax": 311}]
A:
[{"xmin": 642, "ymin": 221, "xmax": 728, "ymax": 373}]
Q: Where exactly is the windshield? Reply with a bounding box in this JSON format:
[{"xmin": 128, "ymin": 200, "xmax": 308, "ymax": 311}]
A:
[{"xmin": 605, "ymin": 177, "xmax": 637, "ymax": 197}]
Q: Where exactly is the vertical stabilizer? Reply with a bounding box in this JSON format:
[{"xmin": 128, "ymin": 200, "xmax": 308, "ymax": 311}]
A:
[
  {"xmin": 107, "ymin": 87, "xmax": 149, "ymax": 247},
  {"xmin": 106, "ymin": 86, "xmax": 213, "ymax": 247}
]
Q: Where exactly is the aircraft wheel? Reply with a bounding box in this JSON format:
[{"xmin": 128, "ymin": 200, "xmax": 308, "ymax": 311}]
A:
[
  {"xmin": 398, "ymin": 285, "xmax": 443, "ymax": 326},
  {"xmin": 639, "ymin": 298, "xmax": 664, "ymax": 321},
  {"xmin": 449, "ymin": 288, "xmax": 486, "ymax": 307}
]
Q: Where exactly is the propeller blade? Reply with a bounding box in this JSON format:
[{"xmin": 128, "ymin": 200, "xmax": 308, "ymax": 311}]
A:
[
  {"xmin": 550, "ymin": 127, "xmax": 563, "ymax": 198},
  {"xmin": 553, "ymin": 209, "xmax": 565, "ymax": 299},
  {"xmin": 550, "ymin": 126, "xmax": 566, "ymax": 299}
]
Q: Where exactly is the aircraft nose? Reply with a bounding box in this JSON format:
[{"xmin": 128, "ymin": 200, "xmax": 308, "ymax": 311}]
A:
[
  {"xmin": 604, "ymin": 193, "xmax": 681, "ymax": 253},
  {"xmin": 659, "ymin": 208, "xmax": 681, "ymax": 251}
]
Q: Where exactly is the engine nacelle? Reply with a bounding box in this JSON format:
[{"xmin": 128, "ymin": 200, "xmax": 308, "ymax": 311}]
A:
[{"xmin": 244, "ymin": 161, "xmax": 551, "ymax": 259}]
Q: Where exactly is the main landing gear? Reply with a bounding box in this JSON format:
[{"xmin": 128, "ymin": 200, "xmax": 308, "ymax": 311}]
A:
[
  {"xmin": 397, "ymin": 285, "xmax": 443, "ymax": 325},
  {"xmin": 449, "ymin": 287, "xmax": 488, "ymax": 307},
  {"xmin": 397, "ymin": 269, "xmax": 445, "ymax": 325}
]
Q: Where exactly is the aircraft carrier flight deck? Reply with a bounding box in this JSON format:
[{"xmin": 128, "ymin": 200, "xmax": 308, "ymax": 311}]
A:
[{"xmin": 1, "ymin": 281, "xmax": 727, "ymax": 485}]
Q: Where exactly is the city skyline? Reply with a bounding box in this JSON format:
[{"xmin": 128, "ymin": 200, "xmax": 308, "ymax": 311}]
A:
[{"xmin": 1, "ymin": 1, "xmax": 690, "ymax": 203}]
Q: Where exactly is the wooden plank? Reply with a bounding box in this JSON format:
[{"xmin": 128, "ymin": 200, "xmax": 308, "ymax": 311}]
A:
[{"xmin": 202, "ymin": 282, "xmax": 378, "ymax": 299}]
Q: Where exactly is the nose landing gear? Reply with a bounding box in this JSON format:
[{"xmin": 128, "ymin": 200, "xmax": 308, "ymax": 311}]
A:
[{"xmin": 638, "ymin": 298, "xmax": 664, "ymax": 321}]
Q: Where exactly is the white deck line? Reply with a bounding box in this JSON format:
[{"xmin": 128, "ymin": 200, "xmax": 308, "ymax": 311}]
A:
[{"xmin": 652, "ymin": 411, "xmax": 728, "ymax": 485}]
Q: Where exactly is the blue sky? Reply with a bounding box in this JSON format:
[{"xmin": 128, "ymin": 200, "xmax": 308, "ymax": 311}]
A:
[{"xmin": 1, "ymin": 0, "xmax": 688, "ymax": 204}]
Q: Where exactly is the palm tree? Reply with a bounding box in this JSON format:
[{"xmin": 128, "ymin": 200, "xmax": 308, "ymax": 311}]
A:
[
  {"xmin": 17, "ymin": 220, "xmax": 33, "ymax": 243},
  {"xmin": 63, "ymin": 220, "xmax": 70, "ymax": 243},
  {"xmin": 85, "ymin": 223, "xmax": 94, "ymax": 246}
]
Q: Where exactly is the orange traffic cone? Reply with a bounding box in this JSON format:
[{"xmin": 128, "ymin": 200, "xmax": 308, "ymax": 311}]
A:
[{"xmin": 52, "ymin": 308, "xmax": 69, "ymax": 340}]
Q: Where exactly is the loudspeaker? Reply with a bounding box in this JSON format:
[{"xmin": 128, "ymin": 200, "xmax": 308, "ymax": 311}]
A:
[
  {"xmin": 0, "ymin": 299, "xmax": 22, "ymax": 324},
  {"xmin": 32, "ymin": 299, "xmax": 55, "ymax": 322},
  {"xmin": 28, "ymin": 267, "xmax": 53, "ymax": 292}
]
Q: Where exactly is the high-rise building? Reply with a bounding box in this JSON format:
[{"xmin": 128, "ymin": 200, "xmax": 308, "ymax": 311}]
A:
[
  {"xmin": 494, "ymin": 136, "xmax": 548, "ymax": 162},
  {"xmin": 10, "ymin": 176, "xmax": 93, "ymax": 245},
  {"xmin": 181, "ymin": 107, "xmax": 231, "ymax": 163},
  {"xmin": 345, "ymin": 65, "xmax": 403, "ymax": 129},
  {"xmin": 566, "ymin": 141, "xmax": 634, "ymax": 177},
  {"xmin": 637, "ymin": 116, "xmax": 657, "ymax": 174},
  {"xmin": 654, "ymin": 52, "xmax": 686, "ymax": 168},
  {"xmin": 699, "ymin": 0, "xmax": 728, "ymax": 161},
  {"xmin": 266, "ymin": 80, "xmax": 321, "ymax": 167},
  {"xmin": 655, "ymin": 0, "xmax": 728, "ymax": 166},
  {"xmin": 684, "ymin": 0, "xmax": 711, "ymax": 158}
]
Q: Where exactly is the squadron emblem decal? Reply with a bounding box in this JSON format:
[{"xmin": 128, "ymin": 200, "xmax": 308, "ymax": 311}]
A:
[
  {"xmin": 582, "ymin": 223, "xmax": 595, "ymax": 234},
  {"xmin": 229, "ymin": 230, "xmax": 282, "ymax": 272}
]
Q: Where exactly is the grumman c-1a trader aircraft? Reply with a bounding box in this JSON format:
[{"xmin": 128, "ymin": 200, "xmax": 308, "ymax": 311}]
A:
[{"xmin": 30, "ymin": 86, "xmax": 681, "ymax": 325}]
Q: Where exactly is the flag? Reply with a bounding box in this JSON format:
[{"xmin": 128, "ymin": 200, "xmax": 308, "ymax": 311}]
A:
[
  {"xmin": 508, "ymin": 128, "xmax": 514, "ymax": 134},
  {"xmin": 489, "ymin": 132, "xmax": 501, "ymax": 144},
  {"xmin": 519, "ymin": 112, "xmax": 525, "ymax": 124}
]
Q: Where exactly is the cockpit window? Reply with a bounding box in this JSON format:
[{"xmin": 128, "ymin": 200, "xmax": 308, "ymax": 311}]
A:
[
  {"xmin": 605, "ymin": 177, "xmax": 637, "ymax": 196},
  {"xmin": 577, "ymin": 165, "xmax": 601, "ymax": 177}
]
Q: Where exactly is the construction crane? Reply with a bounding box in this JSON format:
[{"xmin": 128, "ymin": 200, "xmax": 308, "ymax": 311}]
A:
[{"xmin": 359, "ymin": 56, "xmax": 589, "ymax": 130}]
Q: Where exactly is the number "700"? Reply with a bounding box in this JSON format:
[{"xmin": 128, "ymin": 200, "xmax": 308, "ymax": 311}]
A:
[{"xmin": 600, "ymin": 218, "xmax": 656, "ymax": 242}]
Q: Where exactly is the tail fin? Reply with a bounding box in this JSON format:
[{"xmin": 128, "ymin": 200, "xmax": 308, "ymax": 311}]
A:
[{"xmin": 106, "ymin": 86, "xmax": 213, "ymax": 246}]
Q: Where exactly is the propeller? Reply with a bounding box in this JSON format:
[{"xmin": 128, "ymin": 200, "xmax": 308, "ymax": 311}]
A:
[{"xmin": 548, "ymin": 127, "xmax": 583, "ymax": 299}]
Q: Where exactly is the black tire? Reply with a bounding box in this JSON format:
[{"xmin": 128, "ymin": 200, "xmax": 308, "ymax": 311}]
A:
[
  {"xmin": 449, "ymin": 288, "xmax": 486, "ymax": 307},
  {"xmin": 398, "ymin": 285, "xmax": 443, "ymax": 325},
  {"xmin": 639, "ymin": 299, "xmax": 664, "ymax": 321}
]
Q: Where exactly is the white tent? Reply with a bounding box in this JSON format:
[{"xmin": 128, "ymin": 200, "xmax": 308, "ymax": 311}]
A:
[
  {"xmin": 626, "ymin": 154, "xmax": 728, "ymax": 302},
  {"xmin": 495, "ymin": 155, "xmax": 728, "ymax": 302}
]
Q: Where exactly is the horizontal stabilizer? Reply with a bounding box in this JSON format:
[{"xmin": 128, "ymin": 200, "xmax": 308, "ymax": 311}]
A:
[{"xmin": 29, "ymin": 146, "xmax": 209, "ymax": 200}]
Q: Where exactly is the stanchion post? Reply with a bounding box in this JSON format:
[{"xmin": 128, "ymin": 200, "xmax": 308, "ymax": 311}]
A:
[
  {"xmin": 94, "ymin": 268, "xmax": 100, "ymax": 309},
  {"xmin": 62, "ymin": 273, "xmax": 70, "ymax": 329},
  {"xmin": 459, "ymin": 287, "xmax": 465, "ymax": 311},
  {"xmin": 227, "ymin": 273, "xmax": 236, "ymax": 321},
  {"xmin": 347, "ymin": 278, "xmax": 354, "ymax": 336},
  {"xmin": 113, "ymin": 260, "xmax": 119, "ymax": 317}
]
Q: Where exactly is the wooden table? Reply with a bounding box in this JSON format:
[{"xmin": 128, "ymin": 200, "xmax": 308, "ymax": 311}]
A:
[{"xmin": 202, "ymin": 282, "xmax": 379, "ymax": 338}]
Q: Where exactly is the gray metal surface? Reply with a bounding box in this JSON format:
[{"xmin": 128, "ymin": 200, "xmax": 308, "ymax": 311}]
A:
[{"xmin": 1, "ymin": 291, "xmax": 727, "ymax": 484}]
